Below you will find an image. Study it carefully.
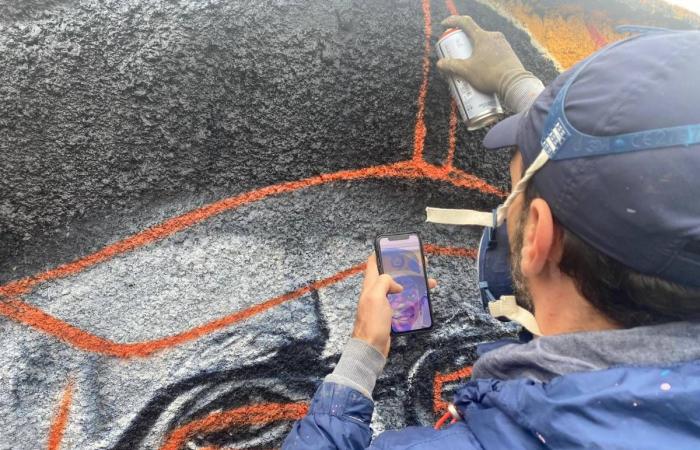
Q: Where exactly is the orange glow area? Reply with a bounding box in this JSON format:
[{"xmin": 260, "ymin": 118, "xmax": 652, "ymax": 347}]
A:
[
  {"xmin": 489, "ymin": 1, "xmax": 700, "ymax": 70},
  {"xmin": 490, "ymin": 0, "xmax": 619, "ymax": 69}
]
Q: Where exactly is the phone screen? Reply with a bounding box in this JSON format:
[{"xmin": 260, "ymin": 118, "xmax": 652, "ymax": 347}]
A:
[{"xmin": 377, "ymin": 234, "xmax": 432, "ymax": 333}]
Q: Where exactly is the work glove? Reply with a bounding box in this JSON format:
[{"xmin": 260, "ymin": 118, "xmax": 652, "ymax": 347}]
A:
[{"xmin": 437, "ymin": 15, "xmax": 544, "ymax": 113}]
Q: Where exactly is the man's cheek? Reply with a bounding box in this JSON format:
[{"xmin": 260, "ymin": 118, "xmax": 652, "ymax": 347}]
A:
[{"xmin": 506, "ymin": 211, "xmax": 519, "ymax": 253}]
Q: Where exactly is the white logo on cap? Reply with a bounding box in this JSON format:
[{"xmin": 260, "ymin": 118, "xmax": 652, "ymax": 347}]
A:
[{"xmin": 543, "ymin": 120, "xmax": 570, "ymax": 157}]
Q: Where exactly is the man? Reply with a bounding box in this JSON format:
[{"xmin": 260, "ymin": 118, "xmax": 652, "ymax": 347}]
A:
[{"xmin": 283, "ymin": 15, "xmax": 700, "ymax": 449}]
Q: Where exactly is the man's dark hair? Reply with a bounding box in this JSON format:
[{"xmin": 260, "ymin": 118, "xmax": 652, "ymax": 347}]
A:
[{"xmin": 522, "ymin": 182, "xmax": 700, "ymax": 328}]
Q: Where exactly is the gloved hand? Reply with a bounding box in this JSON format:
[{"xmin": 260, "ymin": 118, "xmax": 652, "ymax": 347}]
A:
[{"xmin": 437, "ymin": 15, "xmax": 544, "ymax": 113}]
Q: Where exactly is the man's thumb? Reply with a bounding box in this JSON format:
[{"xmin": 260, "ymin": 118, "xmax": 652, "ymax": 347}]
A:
[
  {"xmin": 374, "ymin": 274, "xmax": 404, "ymax": 296},
  {"xmin": 387, "ymin": 279, "xmax": 404, "ymax": 294}
]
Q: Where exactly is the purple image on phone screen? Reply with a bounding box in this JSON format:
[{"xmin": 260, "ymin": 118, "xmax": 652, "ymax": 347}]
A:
[{"xmin": 378, "ymin": 235, "xmax": 432, "ymax": 333}]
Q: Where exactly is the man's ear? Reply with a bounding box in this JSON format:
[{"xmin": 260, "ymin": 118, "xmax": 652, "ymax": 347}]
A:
[{"xmin": 519, "ymin": 198, "xmax": 557, "ymax": 278}]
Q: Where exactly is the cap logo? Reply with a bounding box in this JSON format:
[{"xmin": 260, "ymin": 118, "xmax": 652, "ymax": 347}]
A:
[
  {"xmin": 542, "ymin": 119, "xmax": 570, "ymax": 157},
  {"xmin": 624, "ymin": 128, "xmax": 698, "ymax": 150}
]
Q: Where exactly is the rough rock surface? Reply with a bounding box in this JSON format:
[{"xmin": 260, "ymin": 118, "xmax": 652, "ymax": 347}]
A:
[{"xmin": 0, "ymin": 0, "xmax": 559, "ymax": 280}]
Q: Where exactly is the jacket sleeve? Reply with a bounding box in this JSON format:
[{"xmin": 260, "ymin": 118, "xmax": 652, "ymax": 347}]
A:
[
  {"xmin": 282, "ymin": 339, "xmax": 386, "ymax": 449},
  {"xmin": 282, "ymin": 382, "xmax": 374, "ymax": 450},
  {"xmin": 283, "ymin": 385, "xmax": 487, "ymax": 450},
  {"xmin": 282, "ymin": 340, "xmax": 484, "ymax": 449}
]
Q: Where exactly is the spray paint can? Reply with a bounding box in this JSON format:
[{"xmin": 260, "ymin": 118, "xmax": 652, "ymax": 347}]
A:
[{"xmin": 436, "ymin": 29, "xmax": 503, "ymax": 131}]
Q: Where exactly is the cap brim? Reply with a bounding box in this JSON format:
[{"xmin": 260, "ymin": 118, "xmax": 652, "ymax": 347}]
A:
[{"xmin": 483, "ymin": 112, "xmax": 523, "ymax": 149}]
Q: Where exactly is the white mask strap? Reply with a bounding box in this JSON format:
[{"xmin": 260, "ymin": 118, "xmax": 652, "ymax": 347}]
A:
[
  {"xmin": 495, "ymin": 150, "xmax": 550, "ymax": 224},
  {"xmin": 425, "ymin": 150, "xmax": 551, "ymax": 227},
  {"xmin": 425, "ymin": 150, "xmax": 551, "ymax": 337},
  {"xmin": 488, "ymin": 296, "xmax": 542, "ymax": 336},
  {"xmin": 425, "ymin": 207, "xmax": 492, "ymax": 227}
]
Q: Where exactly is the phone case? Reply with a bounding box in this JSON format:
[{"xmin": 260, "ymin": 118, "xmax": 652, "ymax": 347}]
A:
[{"xmin": 374, "ymin": 231, "xmax": 434, "ymax": 335}]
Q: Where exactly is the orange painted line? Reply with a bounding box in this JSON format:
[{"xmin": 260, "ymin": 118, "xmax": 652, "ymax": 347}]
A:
[
  {"xmin": 433, "ymin": 365, "xmax": 473, "ymax": 413},
  {"xmin": 444, "ymin": 101, "xmax": 458, "ymax": 169},
  {"xmin": 424, "ymin": 243, "xmax": 476, "ymax": 259},
  {"xmin": 585, "ymin": 23, "xmax": 607, "ymax": 49},
  {"xmin": 0, "ymin": 161, "xmax": 501, "ymax": 299},
  {"xmin": 412, "ymin": 0, "xmax": 432, "ymax": 162},
  {"xmin": 0, "ymin": 264, "xmax": 366, "ymax": 358},
  {"xmin": 445, "ymin": 0, "xmax": 459, "ymax": 16},
  {"xmin": 48, "ymin": 378, "xmax": 75, "ymax": 450},
  {"xmin": 444, "ymin": 1, "xmax": 459, "ymax": 169},
  {"xmin": 160, "ymin": 402, "xmax": 308, "ymax": 450},
  {"xmin": 0, "ymin": 245, "xmax": 475, "ymax": 358},
  {"xmin": 0, "ymin": 0, "xmax": 503, "ymax": 304}
]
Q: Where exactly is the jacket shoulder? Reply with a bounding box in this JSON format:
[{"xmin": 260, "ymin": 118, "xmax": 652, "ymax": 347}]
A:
[{"xmin": 370, "ymin": 422, "xmax": 484, "ymax": 450}]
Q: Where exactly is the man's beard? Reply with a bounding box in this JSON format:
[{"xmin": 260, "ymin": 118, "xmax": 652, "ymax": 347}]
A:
[{"xmin": 510, "ymin": 210, "xmax": 535, "ymax": 314}]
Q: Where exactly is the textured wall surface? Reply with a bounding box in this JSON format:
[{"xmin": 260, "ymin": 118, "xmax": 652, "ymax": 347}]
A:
[{"xmin": 0, "ymin": 1, "xmax": 696, "ymax": 449}]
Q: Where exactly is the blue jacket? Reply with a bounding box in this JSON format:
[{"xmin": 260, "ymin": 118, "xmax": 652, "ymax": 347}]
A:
[{"xmin": 283, "ymin": 359, "xmax": 700, "ymax": 449}]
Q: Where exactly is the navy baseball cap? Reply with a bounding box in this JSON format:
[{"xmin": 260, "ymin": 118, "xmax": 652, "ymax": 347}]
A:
[{"xmin": 483, "ymin": 29, "xmax": 700, "ymax": 287}]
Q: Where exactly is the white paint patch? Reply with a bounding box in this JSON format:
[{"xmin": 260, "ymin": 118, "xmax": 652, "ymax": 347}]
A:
[
  {"xmin": 407, "ymin": 350, "xmax": 434, "ymax": 387},
  {"xmin": 664, "ymin": 0, "xmax": 700, "ymax": 15},
  {"xmin": 25, "ymin": 233, "xmax": 295, "ymax": 342}
]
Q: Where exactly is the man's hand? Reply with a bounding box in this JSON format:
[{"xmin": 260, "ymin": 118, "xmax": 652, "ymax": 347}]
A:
[
  {"xmin": 351, "ymin": 254, "xmax": 437, "ymax": 358},
  {"xmin": 437, "ymin": 15, "xmax": 544, "ymax": 113}
]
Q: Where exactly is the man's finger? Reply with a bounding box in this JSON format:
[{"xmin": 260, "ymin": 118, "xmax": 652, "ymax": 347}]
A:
[
  {"xmin": 436, "ymin": 58, "xmax": 472, "ymax": 76},
  {"xmin": 371, "ymin": 274, "xmax": 404, "ymax": 298},
  {"xmin": 436, "ymin": 58, "xmax": 473, "ymax": 80},
  {"xmin": 363, "ymin": 253, "xmax": 380, "ymax": 291},
  {"xmin": 441, "ymin": 15, "xmax": 483, "ymax": 41},
  {"xmin": 428, "ymin": 278, "xmax": 438, "ymax": 289}
]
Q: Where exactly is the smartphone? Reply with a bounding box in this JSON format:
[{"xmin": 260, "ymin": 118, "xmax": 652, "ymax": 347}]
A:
[{"xmin": 374, "ymin": 232, "xmax": 433, "ymax": 334}]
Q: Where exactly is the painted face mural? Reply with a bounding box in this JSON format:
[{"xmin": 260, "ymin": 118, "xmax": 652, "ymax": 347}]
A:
[{"xmin": 0, "ymin": 0, "xmax": 696, "ymax": 448}]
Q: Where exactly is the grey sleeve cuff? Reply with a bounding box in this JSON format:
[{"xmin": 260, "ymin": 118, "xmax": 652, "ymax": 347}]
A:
[
  {"xmin": 503, "ymin": 76, "xmax": 545, "ymax": 113},
  {"xmin": 324, "ymin": 338, "xmax": 387, "ymax": 400}
]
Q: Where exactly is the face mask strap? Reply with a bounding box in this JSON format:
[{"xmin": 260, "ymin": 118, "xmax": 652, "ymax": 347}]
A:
[
  {"xmin": 425, "ymin": 147, "xmax": 550, "ymax": 228},
  {"xmin": 488, "ymin": 296, "xmax": 542, "ymax": 336},
  {"xmin": 494, "ymin": 149, "xmax": 550, "ymax": 224},
  {"xmin": 425, "ymin": 144, "xmax": 550, "ymax": 334}
]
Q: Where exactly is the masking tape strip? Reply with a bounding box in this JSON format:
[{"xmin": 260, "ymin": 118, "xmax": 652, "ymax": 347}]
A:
[{"xmin": 425, "ymin": 207, "xmax": 493, "ymax": 227}]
